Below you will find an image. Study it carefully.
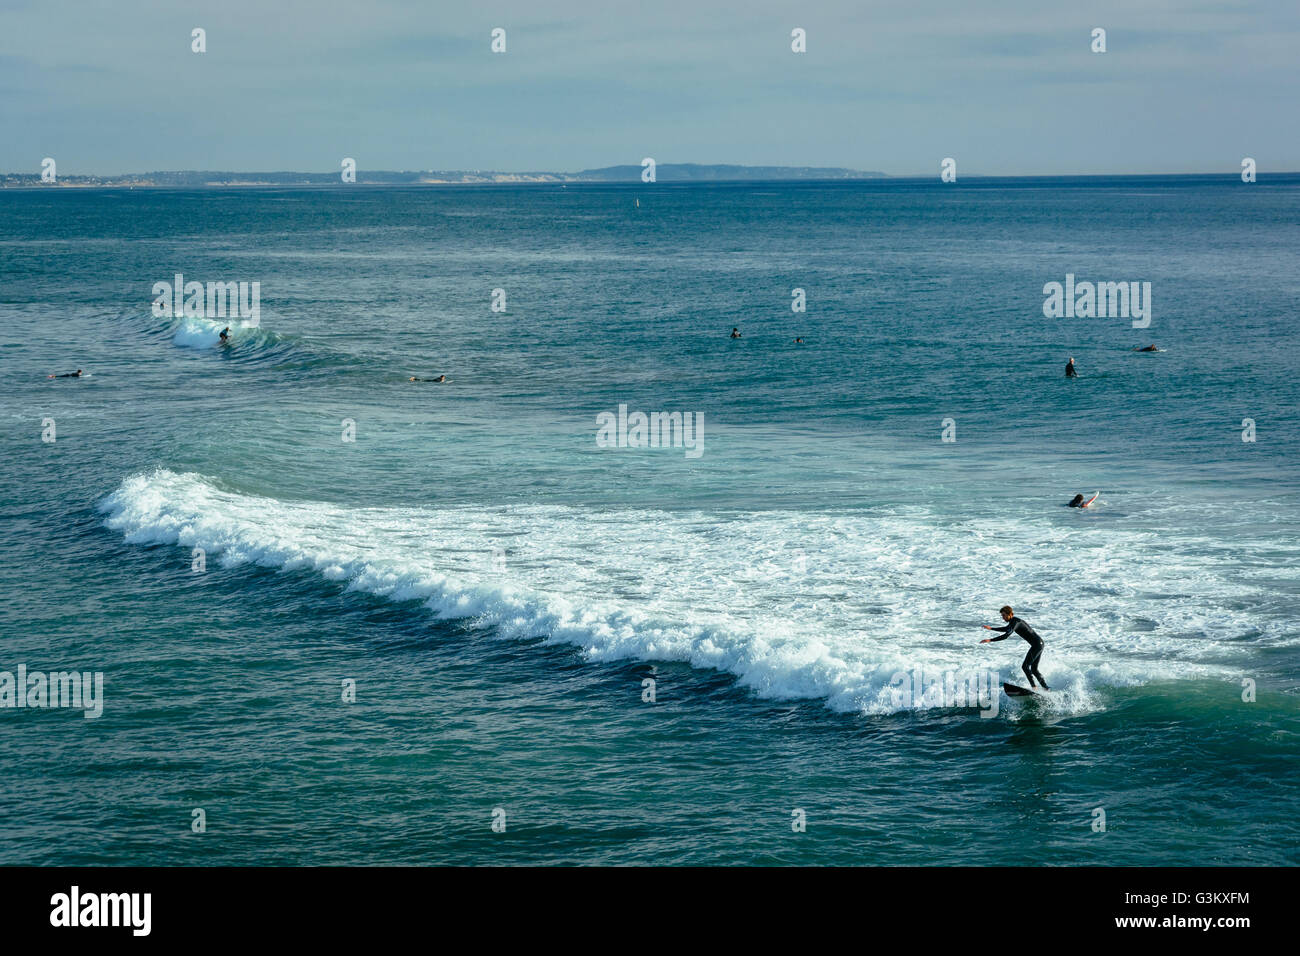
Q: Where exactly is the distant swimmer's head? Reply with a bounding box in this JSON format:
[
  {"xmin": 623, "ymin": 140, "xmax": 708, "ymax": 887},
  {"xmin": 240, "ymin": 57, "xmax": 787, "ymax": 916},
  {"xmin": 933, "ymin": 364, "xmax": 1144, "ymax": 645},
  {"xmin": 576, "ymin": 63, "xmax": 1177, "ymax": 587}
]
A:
[
  {"xmin": 1068, "ymin": 494, "xmax": 1085, "ymax": 508},
  {"xmin": 999, "ymin": 605, "xmax": 1013, "ymax": 621}
]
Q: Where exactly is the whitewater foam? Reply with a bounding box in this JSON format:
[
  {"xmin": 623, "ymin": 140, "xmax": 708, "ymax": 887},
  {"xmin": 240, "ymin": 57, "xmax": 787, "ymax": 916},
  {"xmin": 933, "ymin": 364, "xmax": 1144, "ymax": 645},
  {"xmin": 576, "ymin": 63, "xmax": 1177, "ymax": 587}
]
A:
[
  {"xmin": 171, "ymin": 316, "xmax": 260, "ymax": 349},
  {"xmin": 98, "ymin": 470, "xmax": 1281, "ymax": 717}
]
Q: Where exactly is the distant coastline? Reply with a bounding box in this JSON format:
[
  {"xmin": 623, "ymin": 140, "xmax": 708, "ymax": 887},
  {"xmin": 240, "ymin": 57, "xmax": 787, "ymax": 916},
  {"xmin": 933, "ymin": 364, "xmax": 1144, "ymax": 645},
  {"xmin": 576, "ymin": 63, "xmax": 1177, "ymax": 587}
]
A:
[
  {"xmin": 0, "ymin": 163, "xmax": 886, "ymax": 188},
  {"xmin": 3, "ymin": 168, "xmax": 1291, "ymax": 190}
]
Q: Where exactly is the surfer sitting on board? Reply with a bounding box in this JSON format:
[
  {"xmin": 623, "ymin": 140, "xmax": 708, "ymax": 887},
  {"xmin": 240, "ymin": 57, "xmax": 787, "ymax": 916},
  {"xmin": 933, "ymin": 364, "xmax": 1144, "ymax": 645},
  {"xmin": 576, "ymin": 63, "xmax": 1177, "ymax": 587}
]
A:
[
  {"xmin": 981, "ymin": 605, "xmax": 1049, "ymax": 691},
  {"xmin": 1065, "ymin": 357, "xmax": 1078, "ymax": 378}
]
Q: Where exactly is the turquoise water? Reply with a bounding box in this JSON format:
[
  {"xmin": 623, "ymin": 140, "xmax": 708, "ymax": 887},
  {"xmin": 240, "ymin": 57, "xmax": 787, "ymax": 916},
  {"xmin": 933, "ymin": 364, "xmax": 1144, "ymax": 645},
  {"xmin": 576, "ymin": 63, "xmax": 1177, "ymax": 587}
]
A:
[{"xmin": 1, "ymin": 178, "xmax": 1297, "ymax": 865}]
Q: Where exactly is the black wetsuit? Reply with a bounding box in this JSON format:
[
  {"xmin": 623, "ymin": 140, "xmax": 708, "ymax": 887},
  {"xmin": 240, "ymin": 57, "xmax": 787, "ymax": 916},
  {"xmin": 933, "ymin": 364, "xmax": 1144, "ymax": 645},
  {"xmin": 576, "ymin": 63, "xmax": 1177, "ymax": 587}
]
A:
[
  {"xmin": 987, "ymin": 616, "xmax": 1049, "ymax": 689},
  {"xmin": 54, "ymin": 372, "xmax": 82, "ymax": 378},
  {"xmin": 1065, "ymin": 362, "xmax": 1077, "ymax": 378}
]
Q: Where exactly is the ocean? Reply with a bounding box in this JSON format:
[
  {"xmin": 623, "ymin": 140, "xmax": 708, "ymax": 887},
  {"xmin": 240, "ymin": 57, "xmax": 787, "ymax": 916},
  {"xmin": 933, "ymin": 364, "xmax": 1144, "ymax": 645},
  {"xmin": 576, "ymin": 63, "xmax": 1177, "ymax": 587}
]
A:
[{"xmin": 1, "ymin": 177, "xmax": 1297, "ymax": 865}]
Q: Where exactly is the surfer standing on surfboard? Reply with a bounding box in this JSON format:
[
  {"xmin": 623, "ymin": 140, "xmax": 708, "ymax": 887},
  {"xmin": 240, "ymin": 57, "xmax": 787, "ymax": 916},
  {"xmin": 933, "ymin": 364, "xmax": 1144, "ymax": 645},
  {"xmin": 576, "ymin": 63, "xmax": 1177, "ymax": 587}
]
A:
[{"xmin": 981, "ymin": 606, "xmax": 1050, "ymax": 691}]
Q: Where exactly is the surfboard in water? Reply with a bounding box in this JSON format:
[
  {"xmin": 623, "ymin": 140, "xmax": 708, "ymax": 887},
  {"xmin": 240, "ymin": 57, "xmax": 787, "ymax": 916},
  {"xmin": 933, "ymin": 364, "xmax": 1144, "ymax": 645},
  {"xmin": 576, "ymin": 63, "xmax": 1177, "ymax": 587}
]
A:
[
  {"xmin": 1002, "ymin": 682, "xmax": 1040, "ymax": 697},
  {"xmin": 1084, "ymin": 491, "xmax": 1100, "ymax": 507}
]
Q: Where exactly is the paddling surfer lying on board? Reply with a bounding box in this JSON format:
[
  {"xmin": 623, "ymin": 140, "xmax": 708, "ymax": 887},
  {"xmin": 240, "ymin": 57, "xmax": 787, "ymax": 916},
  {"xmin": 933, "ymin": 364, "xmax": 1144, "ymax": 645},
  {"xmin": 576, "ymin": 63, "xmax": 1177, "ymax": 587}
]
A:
[{"xmin": 981, "ymin": 605, "xmax": 1049, "ymax": 691}]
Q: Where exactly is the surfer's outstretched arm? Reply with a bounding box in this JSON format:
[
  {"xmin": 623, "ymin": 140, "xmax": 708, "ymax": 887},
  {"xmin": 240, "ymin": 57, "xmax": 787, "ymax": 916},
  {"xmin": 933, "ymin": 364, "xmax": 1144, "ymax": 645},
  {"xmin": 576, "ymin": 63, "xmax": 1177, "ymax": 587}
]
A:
[{"xmin": 981, "ymin": 622, "xmax": 1014, "ymax": 642}]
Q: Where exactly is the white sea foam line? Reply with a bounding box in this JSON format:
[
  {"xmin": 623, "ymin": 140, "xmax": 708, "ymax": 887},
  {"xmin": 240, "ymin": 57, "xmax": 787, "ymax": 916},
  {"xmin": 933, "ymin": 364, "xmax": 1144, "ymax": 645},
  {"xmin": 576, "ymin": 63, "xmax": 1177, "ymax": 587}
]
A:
[
  {"xmin": 170, "ymin": 316, "xmax": 260, "ymax": 349},
  {"xmin": 99, "ymin": 470, "xmax": 1294, "ymax": 716}
]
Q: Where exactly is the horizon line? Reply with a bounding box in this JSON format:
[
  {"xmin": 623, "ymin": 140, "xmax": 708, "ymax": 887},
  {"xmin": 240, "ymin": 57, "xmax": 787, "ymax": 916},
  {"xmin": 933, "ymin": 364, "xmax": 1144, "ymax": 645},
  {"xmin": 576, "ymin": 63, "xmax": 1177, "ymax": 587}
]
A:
[{"xmin": 2, "ymin": 169, "xmax": 1293, "ymax": 186}]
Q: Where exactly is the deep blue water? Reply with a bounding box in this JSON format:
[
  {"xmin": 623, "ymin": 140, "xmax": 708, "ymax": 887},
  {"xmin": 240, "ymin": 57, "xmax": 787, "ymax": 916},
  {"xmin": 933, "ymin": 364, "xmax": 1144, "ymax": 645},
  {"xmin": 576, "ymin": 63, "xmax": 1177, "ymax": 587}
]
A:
[{"xmin": 1, "ymin": 177, "xmax": 1297, "ymax": 864}]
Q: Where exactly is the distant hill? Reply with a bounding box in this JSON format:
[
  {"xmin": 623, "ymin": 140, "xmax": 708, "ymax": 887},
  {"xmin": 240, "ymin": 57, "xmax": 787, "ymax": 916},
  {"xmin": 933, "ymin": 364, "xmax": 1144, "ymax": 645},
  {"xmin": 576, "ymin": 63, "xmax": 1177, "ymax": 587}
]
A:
[
  {"xmin": 573, "ymin": 164, "xmax": 885, "ymax": 181},
  {"xmin": 1, "ymin": 164, "xmax": 886, "ymax": 188}
]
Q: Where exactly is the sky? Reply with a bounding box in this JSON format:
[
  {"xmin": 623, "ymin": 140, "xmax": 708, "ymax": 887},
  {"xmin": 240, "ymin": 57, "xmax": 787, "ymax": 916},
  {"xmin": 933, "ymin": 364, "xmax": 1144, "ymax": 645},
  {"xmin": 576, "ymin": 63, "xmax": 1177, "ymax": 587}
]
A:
[{"xmin": 2, "ymin": 0, "xmax": 1297, "ymax": 176}]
